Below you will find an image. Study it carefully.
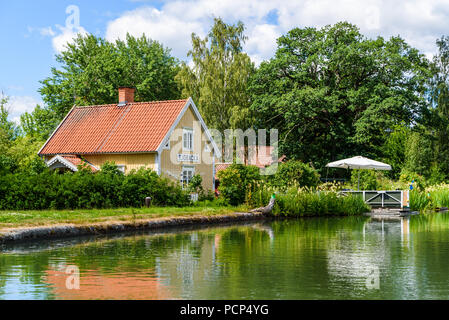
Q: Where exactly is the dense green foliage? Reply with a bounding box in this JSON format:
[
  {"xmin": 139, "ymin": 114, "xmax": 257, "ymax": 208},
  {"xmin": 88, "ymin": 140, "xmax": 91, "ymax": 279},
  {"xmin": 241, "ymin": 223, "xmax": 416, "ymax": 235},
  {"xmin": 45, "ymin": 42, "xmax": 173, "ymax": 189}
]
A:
[
  {"xmin": 4, "ymin": 20, "xmax": 449, "ymax": 215},
  {"xmin": 248, "ymin": 186, "xmax": 370, "ymax": 217},
  {"xmin": 268, "ymin": 160, "xmax": 320, "ymax": 189},
  {"xmin": 176, "ymin": 18, "xmax": 255, "ymax": 132},
  {"xmin": 39, "ymin": 33, "xmax": 180, "ymax": 123},
  {"xmin": 430, "ymin": 36, "xmax": 449, "ymax": 177},
  {"xmin": 0, "ymin": 165, "xmax": 190, "ymax": 210},
  {"xmin": 20, "ymin": 105, "xmax": 59, "ymax": 141},
  {"xmin": 187, "ymin": 174, "xmax": 215, "ymax": 201},
  {"xmin": 217, "ymin": 164, "xmax": 261, "ymax": 206},
  {"xmin": 1, "ymin": 95, "xmax": 46, "ymax": 175},
  {"xmin": 409, "ymin": 184, "xmax": 449, "ymax": 211},
  {"xmin": 217, "ymin": 161, "xmax": 321, "ymax": 206},
  {"xmin": 216, "ymin": 161, "xmax": 369, "ymax": 217},
  {"xmin": 249, "ymin": 22, "xmax": 430, "ymax": 172},
  {"xmin": 350, "ymin": 170, "xmax": 378, "ymax": 190}
]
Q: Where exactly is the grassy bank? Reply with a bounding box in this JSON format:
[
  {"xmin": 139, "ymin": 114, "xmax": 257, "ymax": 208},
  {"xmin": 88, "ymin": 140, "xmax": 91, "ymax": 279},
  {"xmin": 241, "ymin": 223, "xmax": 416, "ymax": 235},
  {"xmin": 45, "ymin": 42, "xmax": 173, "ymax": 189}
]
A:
[
  {"xmin": 0, "ymin": 202, "xmax": 248, "ymax": 230},
  {"xmin": 248, "ymin": 186, "xmax": 371, "ymax": 217}
]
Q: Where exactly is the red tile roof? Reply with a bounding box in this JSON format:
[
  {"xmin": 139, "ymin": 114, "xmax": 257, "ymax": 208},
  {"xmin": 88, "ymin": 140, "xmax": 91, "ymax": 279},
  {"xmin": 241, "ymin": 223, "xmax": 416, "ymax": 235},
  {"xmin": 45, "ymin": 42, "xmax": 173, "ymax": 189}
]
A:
[
  {"xmin": 62, "ymin": 155, "xmax": 98, "ymax": 172},
  {"xmin": 39, "ymin": 100, "xmax": 188, "ymax": 155}
]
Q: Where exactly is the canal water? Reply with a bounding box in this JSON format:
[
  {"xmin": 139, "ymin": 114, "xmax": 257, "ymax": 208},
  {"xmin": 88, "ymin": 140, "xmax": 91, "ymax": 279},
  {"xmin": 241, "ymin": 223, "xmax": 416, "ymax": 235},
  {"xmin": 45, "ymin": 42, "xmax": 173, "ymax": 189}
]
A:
[{"xmin": 1, "ymin": 212, "xmax": 449, "ymax": 300}]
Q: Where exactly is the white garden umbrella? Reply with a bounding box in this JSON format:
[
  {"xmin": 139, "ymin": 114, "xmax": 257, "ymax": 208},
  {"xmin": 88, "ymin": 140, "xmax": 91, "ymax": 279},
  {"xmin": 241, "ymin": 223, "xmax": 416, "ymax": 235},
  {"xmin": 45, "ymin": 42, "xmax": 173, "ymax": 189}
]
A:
[{"xmin": 325, "ymin": 156, "xmax": 392, "ymax": 190}]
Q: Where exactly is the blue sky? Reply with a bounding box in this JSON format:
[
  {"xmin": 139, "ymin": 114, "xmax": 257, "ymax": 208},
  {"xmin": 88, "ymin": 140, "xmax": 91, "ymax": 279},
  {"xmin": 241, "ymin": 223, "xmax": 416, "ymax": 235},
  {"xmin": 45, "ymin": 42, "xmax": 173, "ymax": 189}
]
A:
[{"xmin": 1, "ymin": 0, "xmax": 449, "ymax": 123}]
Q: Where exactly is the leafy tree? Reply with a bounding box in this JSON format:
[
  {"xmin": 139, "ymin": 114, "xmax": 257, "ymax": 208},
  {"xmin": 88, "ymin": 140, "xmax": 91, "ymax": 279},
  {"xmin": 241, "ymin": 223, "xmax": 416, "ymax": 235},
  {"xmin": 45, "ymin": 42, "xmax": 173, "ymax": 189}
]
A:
[
  {"xmin": 249, "ymin": 22, "xmax": 430, "ymax": 172},
  {"xmin": 403, "ymin": 129, "xmax": 435, "ymax": 177},
  {"xmin": 268, "ymin": 160, "xmax": 320, "ymax": 189},
  {"xmin": 2, "ymin": 136, "xmax": 46, "ymax": 174},
  {"xmin": 40, "ymin": 34, "xmax": 180, "ymax": 120},
  {"xmin": 0, "ymin": 153, "xmax": 17, "ymax": 175},
  {"xmin": 187, "ymin": 174, "xmax": 204, "ymax": 194},
  {"xmin": 0, "ymin": 94, "xmax": 20, "ymax": 174},
  {"xmin": 176, "ymin": 18, "xmax": 255, "ymax": 134},
  {"xmin": 350, "ymin": 169, "xmax": 378, "ymax": 190},
  {"xmin": 20, "ymin": 105, "xmax": 59, "ymax": 140},
  {"xmin": 381, "ymin": 124, "xmax": 409, "ymax": 178},
  {"xmin": 217, "ymin": 164, "xmax": 260, "ymax": 205},
  {"xmin": 0, "ymin": 94, "xmax": 18, "ymax": 141},
  {"xmin": 429, "ymin": 36, "xmax": 449, "ymax": 176}
]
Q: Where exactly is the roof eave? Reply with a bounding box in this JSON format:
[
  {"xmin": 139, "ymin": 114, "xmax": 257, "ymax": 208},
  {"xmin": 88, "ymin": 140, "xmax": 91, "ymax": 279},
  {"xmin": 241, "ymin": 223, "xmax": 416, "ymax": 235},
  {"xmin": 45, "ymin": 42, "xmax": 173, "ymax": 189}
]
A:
[{"xmin": 38, "ymin": 105, "xmax": 77, "ymax": 156}]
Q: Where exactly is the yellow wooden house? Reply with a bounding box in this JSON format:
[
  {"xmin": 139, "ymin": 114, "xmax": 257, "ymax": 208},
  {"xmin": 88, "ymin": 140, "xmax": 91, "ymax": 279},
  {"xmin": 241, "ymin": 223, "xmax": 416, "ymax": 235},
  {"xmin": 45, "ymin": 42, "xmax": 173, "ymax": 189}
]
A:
[{"xmin": 38, "ymin": 87, "xmax": 220, "ymax": 191}]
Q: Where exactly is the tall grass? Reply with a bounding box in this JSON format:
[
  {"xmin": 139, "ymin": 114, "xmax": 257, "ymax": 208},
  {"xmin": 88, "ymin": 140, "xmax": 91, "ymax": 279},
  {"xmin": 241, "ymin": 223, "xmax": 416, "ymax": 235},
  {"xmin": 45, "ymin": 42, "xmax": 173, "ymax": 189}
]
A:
[
  {"xmin": 409, "ymin": 190, "xmax": 430, "ymax": 211},
  {"xmin": 248, "ymin": 186, "xmax": 370, "ymax": 217},
  {"xmin": 410, "ymin": 183, "xmax": 449, "ymax": 211}
]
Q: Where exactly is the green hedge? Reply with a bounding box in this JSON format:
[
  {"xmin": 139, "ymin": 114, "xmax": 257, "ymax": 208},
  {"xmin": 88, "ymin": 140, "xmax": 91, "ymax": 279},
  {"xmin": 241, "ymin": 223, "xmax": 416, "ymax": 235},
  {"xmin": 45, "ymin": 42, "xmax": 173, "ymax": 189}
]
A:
[{"xmin": 0, "ymin": 167, "xmax": 190, "ymax": 210}]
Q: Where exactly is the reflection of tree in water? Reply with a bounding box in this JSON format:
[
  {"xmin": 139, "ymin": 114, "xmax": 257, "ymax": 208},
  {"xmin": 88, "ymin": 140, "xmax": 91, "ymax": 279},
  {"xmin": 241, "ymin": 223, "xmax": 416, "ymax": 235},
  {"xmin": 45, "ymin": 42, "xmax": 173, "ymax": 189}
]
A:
[
  {"xmin": 156, "ymin": 217, "xmax": 371, "ymax": 299},
  {"xmin": 2, "ymin": 214, "xmax": 449, "ymax": 299}
]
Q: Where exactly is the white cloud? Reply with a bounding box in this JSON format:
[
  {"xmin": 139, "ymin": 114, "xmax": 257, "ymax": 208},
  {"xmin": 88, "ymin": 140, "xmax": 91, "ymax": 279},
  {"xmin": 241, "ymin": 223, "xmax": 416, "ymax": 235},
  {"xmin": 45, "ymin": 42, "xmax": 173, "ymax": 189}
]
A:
[
  {"xmin": 105, "ymin": 0, "xmax": 449, "ymax": 65},
  {"xmin": 5, "ymin": 96, "xmax": 42, "ymax": 124},
  {"xmin": 106, "ymin": 7, "xmax": 206, "ymax": 58},
  {"xmin": 51, "ymin": 25, "xmax": 88, "ymax": 53},
  {"xmin": 36, "ymin": 5, "xmax": 89, "ymax": 53},
  {"xmin": 245, "ymin": 24, "xmax": 280, "ymax": 66}
]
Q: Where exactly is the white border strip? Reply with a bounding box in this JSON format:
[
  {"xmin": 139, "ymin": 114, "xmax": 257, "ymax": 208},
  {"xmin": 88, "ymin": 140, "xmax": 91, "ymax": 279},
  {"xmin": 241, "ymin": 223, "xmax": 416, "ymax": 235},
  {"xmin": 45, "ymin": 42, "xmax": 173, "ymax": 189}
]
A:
[{"xmin": 46, "ymin": 155, "xmax": 79, "ymax": 172}]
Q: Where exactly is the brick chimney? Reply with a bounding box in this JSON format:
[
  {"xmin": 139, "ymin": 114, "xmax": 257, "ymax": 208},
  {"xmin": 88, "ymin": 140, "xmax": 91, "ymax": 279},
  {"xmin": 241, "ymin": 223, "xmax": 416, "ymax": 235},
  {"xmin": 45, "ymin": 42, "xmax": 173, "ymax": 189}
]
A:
[{"xmin": 118, "ymin": 87, "xmax": 135, "ymax": 106}]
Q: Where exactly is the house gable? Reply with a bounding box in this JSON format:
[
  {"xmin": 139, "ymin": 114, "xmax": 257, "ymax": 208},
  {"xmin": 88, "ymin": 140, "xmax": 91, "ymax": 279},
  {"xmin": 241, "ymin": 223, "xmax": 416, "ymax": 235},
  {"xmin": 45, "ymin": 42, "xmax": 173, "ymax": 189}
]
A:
[
  {"xmin": 159, "ymin": 101, "xmax": 217, "ymax": 190},
  {"xmin": 156, "ymin": 98, "xmax": 221, "ymax": 158}
]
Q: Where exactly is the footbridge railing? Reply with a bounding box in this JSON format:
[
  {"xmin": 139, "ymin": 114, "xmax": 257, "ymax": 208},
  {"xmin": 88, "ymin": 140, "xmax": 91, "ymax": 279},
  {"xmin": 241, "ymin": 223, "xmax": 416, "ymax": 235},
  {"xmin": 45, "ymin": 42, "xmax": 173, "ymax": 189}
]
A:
[{"xmin": 339, "ymin": 190, "xmax": 409, "ymax": 209}]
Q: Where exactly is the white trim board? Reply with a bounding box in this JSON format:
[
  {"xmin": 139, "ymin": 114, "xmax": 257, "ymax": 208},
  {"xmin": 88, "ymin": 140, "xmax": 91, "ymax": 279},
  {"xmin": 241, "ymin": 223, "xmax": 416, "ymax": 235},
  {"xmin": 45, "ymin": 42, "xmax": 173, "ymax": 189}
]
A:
[
  {"xmin": 46, "ymin": 155, "xmax": 79, "ymax": 172},
  {"xmin": 156, "ymin": 98, "xmax": 222, "ymax": 158}
]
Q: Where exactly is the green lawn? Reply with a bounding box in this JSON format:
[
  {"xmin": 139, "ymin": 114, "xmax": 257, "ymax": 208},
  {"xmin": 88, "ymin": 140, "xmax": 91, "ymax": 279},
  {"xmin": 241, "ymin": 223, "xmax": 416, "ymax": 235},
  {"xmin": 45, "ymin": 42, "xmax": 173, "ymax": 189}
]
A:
[{"xmin": 0, "ymin": 203, "xmax": 248, "ymax": 230}]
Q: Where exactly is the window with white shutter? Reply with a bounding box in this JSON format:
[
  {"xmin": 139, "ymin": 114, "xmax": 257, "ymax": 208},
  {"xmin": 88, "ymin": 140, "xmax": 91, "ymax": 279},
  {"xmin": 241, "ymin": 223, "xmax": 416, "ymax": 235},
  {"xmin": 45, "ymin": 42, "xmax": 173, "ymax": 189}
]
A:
[{"xmin": 183, "ymin": 128, "xmax": 193, "ymax": 151}]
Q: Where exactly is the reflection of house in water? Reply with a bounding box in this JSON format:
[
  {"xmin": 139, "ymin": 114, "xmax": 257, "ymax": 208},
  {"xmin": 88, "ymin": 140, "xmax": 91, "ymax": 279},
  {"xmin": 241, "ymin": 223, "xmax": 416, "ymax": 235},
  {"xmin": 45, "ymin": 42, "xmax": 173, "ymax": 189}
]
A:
[{"xmin": 44, "ymin": 267, "xmax": 171, "ymax": 300}]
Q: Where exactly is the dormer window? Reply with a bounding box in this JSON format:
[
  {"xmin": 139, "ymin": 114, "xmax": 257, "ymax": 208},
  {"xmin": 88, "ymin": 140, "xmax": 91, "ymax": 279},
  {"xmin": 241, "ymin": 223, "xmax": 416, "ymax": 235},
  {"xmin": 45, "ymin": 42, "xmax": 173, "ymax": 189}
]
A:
[{"xmin": 183, "ymin": 128, "xmax": 193, "ymax": 151}]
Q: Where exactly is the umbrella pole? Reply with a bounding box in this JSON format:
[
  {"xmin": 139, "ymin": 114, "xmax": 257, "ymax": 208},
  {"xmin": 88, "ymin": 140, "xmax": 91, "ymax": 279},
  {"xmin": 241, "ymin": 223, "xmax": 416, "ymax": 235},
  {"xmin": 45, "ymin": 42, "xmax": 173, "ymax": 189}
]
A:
[{"xmin": 358, "ymin": 170, "xmax": 360, "ymax": 191}]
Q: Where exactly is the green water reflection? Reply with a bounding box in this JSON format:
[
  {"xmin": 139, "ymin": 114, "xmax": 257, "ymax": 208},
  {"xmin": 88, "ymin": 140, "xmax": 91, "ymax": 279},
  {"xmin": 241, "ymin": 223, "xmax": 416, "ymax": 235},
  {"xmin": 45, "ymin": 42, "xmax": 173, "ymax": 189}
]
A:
[{"xmin": 1, "ymin": 213, "xmax": 449, "ymax": 299}]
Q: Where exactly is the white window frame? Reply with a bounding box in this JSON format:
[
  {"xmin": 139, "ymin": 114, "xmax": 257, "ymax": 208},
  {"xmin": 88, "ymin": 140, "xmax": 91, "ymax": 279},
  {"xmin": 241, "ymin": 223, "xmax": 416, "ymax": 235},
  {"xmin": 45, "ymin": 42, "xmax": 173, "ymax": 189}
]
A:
[
  {"xmin": 181, "ymin": 165, "xmax": 195, "ymax": 188},
  {"xmin": 183, "ymin": 128, "xmax": 194, "ymax": 151},
  {"xmin": 117, "ymin": 165, "xmax": 126, "ymax": 174}
]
